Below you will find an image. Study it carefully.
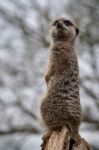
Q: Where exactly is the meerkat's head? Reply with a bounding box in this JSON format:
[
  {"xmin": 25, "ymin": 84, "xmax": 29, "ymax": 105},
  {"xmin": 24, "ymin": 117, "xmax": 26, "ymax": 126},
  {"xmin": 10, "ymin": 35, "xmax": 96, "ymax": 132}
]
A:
[{"xmin": 50, "ymin": 18, "xmax": 79, "ymax": 42}]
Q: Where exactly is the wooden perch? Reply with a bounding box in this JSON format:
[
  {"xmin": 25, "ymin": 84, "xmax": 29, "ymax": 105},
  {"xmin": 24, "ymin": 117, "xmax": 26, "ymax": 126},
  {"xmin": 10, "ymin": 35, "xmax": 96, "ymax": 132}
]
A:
[{"xmin": 41, "ymin": 127, "xmax": 93, "ymax": 150}]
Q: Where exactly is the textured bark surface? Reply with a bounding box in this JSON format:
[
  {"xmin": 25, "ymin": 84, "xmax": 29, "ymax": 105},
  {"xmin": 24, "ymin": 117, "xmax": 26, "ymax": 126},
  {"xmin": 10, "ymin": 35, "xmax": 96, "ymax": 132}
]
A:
[
  {"xmin": 44, "ymin": 127, "xmax": 70, "ymax": 150},
  {"xmin": 42, "ymin": 127, "xmax": 93, "ymax": 150}
]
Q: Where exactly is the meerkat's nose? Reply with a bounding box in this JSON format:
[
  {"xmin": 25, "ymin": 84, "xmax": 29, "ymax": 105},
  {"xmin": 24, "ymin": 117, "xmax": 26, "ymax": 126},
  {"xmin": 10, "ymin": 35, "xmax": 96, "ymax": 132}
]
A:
[{"xmin": 57, "ymin": 21, "xmax": 63, "ymax": 28}]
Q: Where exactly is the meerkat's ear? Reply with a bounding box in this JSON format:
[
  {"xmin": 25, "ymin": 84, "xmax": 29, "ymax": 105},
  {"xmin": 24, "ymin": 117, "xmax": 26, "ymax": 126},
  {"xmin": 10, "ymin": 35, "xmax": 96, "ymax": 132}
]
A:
[{"xmin": 76, "ymin": 27, "xmax": 79, "ymax": 36}]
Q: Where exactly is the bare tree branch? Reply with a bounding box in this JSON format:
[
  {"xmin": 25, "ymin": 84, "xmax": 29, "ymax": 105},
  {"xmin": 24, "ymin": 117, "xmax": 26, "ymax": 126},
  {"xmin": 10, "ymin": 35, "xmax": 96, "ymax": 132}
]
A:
[
  {"xmin": 80, "ymin": 80, "xmax": 99, "ymax": 106},
  {"xmin": 0, "ymin": 126, "xmax": 40, "ymax": 136},
  {"xmin": 15, "ymin": 101, "xmax": 38, "ymax": 120}
]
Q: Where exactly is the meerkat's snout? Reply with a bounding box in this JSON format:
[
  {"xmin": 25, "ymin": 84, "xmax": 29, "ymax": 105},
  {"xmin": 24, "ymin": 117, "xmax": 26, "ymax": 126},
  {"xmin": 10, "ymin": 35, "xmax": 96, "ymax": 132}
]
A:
[{"xmin": 56, "ymin": 21, "xmax": 63, "ymax": 29}]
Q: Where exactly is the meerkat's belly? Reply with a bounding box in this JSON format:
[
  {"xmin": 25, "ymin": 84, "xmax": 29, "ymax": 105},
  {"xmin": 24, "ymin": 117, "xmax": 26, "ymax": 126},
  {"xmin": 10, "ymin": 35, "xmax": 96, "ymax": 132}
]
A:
[
  {"xmin": 41, "ymin": 76, "xmax": 81, "ymax": 129},
  {"xmin": 41, "ymin": 98, "xmax": 81, "ymax": 129}
]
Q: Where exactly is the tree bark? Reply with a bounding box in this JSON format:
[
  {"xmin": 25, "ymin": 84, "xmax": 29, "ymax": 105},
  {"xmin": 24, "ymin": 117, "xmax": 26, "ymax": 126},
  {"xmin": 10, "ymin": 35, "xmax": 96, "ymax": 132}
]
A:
[{"xmin": 41, "ymin": 127, "xmax": 93, "ymax": 150}]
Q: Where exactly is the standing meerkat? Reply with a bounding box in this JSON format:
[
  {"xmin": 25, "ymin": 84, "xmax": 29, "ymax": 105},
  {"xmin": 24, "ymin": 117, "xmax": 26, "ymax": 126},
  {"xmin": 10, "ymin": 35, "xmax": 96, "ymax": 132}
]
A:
[{"xmin": 40, "ymin": 17, "xmax": 81, "ymax": 149}]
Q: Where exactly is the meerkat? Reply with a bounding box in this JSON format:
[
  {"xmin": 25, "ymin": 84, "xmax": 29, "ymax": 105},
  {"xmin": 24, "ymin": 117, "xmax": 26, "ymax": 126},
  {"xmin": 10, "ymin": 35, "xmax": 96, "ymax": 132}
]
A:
[{"xmin": 40, "ymin": 17, "xmax": 81, "ymax": 149}]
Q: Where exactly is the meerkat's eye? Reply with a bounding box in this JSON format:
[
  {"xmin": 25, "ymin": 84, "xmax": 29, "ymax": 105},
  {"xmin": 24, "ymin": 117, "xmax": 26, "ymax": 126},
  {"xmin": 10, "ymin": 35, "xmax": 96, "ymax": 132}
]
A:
[
  {"xmin": 53, "ymin": 20, "xmax": 59, "ymax": 26},
  {"xmin": 64, "ymin": 20, "xmax": 73, "ymax": 26}
]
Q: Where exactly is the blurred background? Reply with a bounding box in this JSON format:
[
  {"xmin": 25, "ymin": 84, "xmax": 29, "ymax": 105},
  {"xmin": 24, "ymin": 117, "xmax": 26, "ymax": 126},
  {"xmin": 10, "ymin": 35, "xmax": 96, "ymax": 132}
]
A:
[{"xmin": 0, "ymin": 0, "xmax": 99, "ymax": 149}]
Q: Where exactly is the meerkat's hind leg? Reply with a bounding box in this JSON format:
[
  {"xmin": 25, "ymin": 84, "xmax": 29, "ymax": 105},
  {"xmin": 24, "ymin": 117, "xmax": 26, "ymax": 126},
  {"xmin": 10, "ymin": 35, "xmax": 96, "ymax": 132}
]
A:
[{"xmin": 41, "ymin": 130, "xmax": 52, "ymax": 150}]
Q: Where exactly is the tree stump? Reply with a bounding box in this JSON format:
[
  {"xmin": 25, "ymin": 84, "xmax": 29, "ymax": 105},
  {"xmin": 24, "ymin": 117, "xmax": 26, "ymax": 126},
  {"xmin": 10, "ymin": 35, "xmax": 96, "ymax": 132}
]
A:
[{"xmin": 41, "ymin": 127, "xmax": 93, "ymax": 150}]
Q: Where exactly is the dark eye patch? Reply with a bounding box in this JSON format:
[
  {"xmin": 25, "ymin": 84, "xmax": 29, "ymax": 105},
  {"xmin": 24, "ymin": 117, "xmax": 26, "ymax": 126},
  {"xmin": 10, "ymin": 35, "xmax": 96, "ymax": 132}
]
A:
[
  {"xmin": 53, "ymin": 20, "xmax": 59, "ymax": 26},
  {"xmin": 63, "ymin": 20, "xmax": 73, "ymax": 26}
]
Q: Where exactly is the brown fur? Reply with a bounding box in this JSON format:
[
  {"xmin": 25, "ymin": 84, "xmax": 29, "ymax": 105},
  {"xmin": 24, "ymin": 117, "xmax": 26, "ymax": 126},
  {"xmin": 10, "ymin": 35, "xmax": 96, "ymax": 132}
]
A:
[{"xmin": 40, "ymin": 18, "xmax": 81, "ymax": 146}]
